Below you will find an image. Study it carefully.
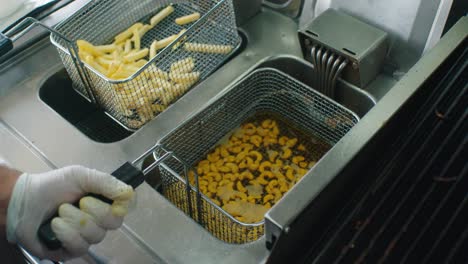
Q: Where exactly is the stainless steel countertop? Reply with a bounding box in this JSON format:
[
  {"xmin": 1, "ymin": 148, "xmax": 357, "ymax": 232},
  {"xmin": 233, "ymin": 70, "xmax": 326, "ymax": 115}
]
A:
[
  {"xmin": 2, "ymin": 0, "xmax": 456, "ymax": 261},
  {"xmin": 0, "ymin": 8, "xmax": 302, "ymax": 263}
]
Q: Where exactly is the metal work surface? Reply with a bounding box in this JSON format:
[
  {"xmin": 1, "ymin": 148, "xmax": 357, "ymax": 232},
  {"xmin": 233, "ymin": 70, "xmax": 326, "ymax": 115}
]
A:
[
  {"xmin": 1, "ymin": 0, "xmax": 457, "ymax": 262},
  {"xmin": 0, "ymin": 8, "xmax": 303, "ymax": 263}
]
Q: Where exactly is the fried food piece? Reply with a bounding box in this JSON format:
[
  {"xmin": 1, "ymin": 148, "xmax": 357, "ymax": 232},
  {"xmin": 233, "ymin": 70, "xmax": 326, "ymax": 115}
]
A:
[
  {"xmin": 175, "ymin": 12, "xmax": 200, "ymax": 25},
  {"xmin": 114, "ymin": 23, "xmax": 143, "ymax": 44},
  {"xmin": 150, "ymin": 5, "xmax": 174, "ymax": 26},
  {"xmin": 184, "ymin": 42, "xmax": 233, "ymax": 54},
  {"xmin": 192, "ymin": 117, "xmax": 319, "ymax": 223},
  {"xmin": 223, "ymin": 201, "xmax": 269, "ymax": 223}
]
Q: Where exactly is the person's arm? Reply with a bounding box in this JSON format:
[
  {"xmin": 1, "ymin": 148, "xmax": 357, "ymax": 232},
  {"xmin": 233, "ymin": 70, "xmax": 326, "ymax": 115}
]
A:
[
  {"xmin": 0, "ymin": 165, "xmax": 21, "ymax": 235},
  {"xmin": 0, "ymin": 165, "xmax": 24, "ymax": 263},
  {"xmin": 1, "ymin": 164, "xmax": 134, "ymax": 261}
]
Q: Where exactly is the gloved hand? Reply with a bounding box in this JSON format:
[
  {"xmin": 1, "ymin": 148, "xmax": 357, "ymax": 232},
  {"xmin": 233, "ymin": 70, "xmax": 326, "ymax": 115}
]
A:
[{"xmin": 6, "ymin": 165, "xmax": 134, "ymax": 261}]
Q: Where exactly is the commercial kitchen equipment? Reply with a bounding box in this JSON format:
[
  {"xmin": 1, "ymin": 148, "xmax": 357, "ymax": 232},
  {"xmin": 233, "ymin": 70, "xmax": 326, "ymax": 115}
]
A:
[{"xmin": 0, "ymin": 0, "xmax": 465, "ymax": 263}]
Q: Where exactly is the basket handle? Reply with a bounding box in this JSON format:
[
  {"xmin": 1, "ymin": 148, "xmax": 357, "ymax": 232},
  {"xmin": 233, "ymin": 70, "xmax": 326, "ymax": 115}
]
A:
[
  {"xmin": 38, "ymin": 145, "xmax": 174, "ymax": 250},
  {"xmin": 37, "ymin": 162, "xmax": 145, "ymax": 250},
  {"xmin": 0, "ymin": 17, "xmax": 71, "ymax": 58},
  {"xmin": 0, "ymin": 33, "xmax": 13, "ymax": 57}
]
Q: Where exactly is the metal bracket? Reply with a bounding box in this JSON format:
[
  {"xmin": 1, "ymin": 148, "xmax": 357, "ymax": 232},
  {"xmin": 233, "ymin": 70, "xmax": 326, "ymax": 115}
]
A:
[{"xmin": 298, "ymin": 9, "xmax": 389, "ymax": 89}]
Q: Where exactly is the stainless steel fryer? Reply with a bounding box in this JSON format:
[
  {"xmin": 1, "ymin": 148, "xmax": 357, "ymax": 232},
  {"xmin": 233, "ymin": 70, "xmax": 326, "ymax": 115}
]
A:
[
  {"xmin": 150, "ymin": 68, "xmax": 359, "ymax": 243},
  {"xmin": 1, "ymin": 0, "xmax": 463, "ymax": 261}
]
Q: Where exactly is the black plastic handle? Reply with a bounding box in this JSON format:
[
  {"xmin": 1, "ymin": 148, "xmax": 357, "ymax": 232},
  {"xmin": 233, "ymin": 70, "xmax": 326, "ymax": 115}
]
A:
[
  {"xmin": 37, "ymin": 162, "xmax": 145, "ymax": 250},
  {"xmin": 0, "ymin": 33, "xmax": 13, "ymax": 57}
]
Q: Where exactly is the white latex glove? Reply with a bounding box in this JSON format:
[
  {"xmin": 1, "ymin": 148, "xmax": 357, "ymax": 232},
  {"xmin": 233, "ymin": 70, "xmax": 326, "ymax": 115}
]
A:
[{"xmin": 6, "ymin": 165, "xmax": 134, "ymax": 261}]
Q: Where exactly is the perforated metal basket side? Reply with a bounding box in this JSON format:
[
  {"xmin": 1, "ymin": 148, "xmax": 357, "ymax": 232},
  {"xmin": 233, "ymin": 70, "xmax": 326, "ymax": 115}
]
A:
[
  {"xmin": 155, "ymin": 68, "xmax": 359, "ymax": 243},
  {"xmin": 50, "ymin": 0, "xmax": 240, "ymax": 130}
]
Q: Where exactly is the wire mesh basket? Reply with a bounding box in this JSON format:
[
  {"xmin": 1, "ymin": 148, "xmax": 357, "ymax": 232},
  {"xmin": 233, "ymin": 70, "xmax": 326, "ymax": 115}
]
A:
[
  {"xmin": 153, "ymin": 68, "xmax": 359, "ymax": 243},
  {"xmin": 50, "ymin": 0, "xmax": 240, "ymax": 130}
]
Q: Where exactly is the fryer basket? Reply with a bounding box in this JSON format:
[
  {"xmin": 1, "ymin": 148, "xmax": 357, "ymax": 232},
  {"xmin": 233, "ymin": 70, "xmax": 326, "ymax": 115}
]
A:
[
  {"xmin": 50, "ymin": 0, "xmax": 240, "ymax": 129},
  {"xmin": 153, "ymin": 68, "xmax": 359, "ymax": 243}
]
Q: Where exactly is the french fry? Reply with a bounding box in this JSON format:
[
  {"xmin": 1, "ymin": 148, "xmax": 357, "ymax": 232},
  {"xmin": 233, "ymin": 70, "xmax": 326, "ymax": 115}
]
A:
[
  {"xmin": 96, "ymin": 57, "xmax": 116, "ymax": 67},
  {"xmin": 116, "ymin": 42, "xmax": 125, "ymax": 52},
  {"xmin": 141, "ymin": 98, "xmax": 156, "ymax": 110},
  {"xmin": 123, "ymin": 48, "xmax": 149, "ymax": 63},
  {"xmin": 146, "ymin": 67, "xmax": 169, "ymax": 80},
  {"xmin": 153, "ymin": 82, "xmax": 179, "ymax": 105},
  {"xmin": 95, "ymin": 44, "xmax": 117, "ymax": 53},
  {"xmin": 137, "ymin": 105, "xmax": 155, "ymax": 123},
  {"xmin": 77, "ymin": 40, "xmax": 105, "ymax": 56},
  {"xmin": 150, "ymin": 5, "xmax": 174, "ymax": 26},
  {"xmin": 132, "ymin": 27, "xmax": 141, "ymax": 50},
  {"xmin": 116, "ymin": 85, "xmax": 138, "ymax": 95},
  {"xmin": 126, "ymin": 119, "xmax": 144, "ymax": 128},
  {"xmin": 170, "ymin": 57, "xmax": 195, "ymax": 74},
  {"xmin": 154, "ymin": 34, "xmax": 177, "ymax": 50},
  {"xmin": 178, "ymin": 29, "xmax": 187, "ymax": 36},
  {"xmin": 170, "ymin": 84, "xmax": 183, "ymax": 97},
  {"xmin": 150, "ymin": 40, "xmax": 158, "ymax": 59},
  {"xmin": 148, "ymin": 85, "xmax": 164, "ymax": 96},
  {"xmin": 171, "ymin": 74, "xmax": 199, "ymax": 94},
  {"xmin": 158, "ymin": 92, "xmax": 175, "ymax": 105},
  {"xmin": 134, "ymin": 59, "xmax": 148, "ymax": 68},
  {"xmin": 169, "ymin": 71, "xmax": 200, "ymax": 84},
  {"xmin": 84, "ymin": 55, "xmax": 107, "ymax": 74},
  {"xmin": 138, "ymin": 24, "xmax": 152, "ymax": 38},
  {"xmin": 101, "ymin": 53, "xmax": 115, "ymax": 60},
  {"xmin": 172, "ymin": 82, "xmax": 191, "ymax": 97},
  {"xmin": 136, "ymin": 95, "xmax": 150, "ymax": 108},
  {"xmin": 110, "ymin": 63, "xmax": 132, "ymax": 79},
  {"xmin": 116, "ymin": 93, "xmax": 137, "ymax": 111},
  {"xmin": 152, "ymin": 77, "xmax": 173, "ymax": 90},
  {"xmin": 78, "ymin": 50, "xmax": 92, "ymax": 61},
  {"xmin": 182, "ymin": 78, "xmax": 198, "ymax": 89},
  {"xmin": 151, "ymin": 29, "xmax": 186, "ymax": 57},
  {"xmin": 112, "ymin": 50, "xmax": 121, "ymax": 60},
  {"xmin": 119, "ymin": 107, "xmax": 134, "ymax": 117},
  {"xmin": 107, "ymin": 61, "xmax": 121, "ymax": 77},
  {"xmin": 126, "ymin": 61, "xmax": 150, "ymax": 75},
  {"xmin": 151, "ymin": 103, "xmax": 167, "ymax": 113},
  {"xmin": 119, "ymin": 91, "xmax": 139, "ymax": 107},
  {"xmin": 184, "ymin": 42, "xmax": 233, "ymax": 54},
  {"xmin": 145, "ymin": 87, "xmax": 165, "ymax": 104},
  {"xmin": 114, "ymin": 23, "xmax": 143, "ymax": 43},
  {"xmin": 172, "ymin": 29, "xmax": 187, "ymax": 50},
  {"xmin": 111, "ymin": 71, "xmax": 133, "ymax": 80},
  {"xmin": 125, "ymin": 64, "xmax": 140, "ymax": 72},
  {"xmin": 175, "ymin": 12, "xmax": 200, "ymax": 25},
  {"xmin": 124, "ymin": 39, "xmax": 132, "ymax": 54}
]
